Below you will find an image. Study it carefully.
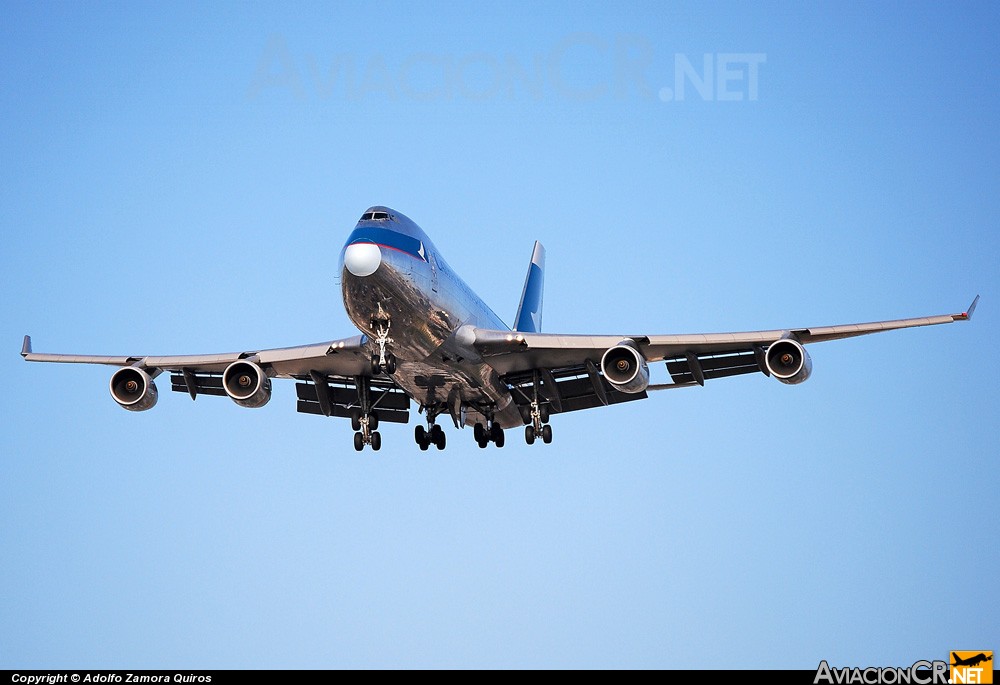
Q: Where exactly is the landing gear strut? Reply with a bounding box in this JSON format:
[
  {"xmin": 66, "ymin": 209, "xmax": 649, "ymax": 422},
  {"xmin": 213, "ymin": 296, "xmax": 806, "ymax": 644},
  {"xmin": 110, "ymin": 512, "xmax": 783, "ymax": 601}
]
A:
[
  {"xmin": 524, "ymin": 370, "xmax": 553, "ymax": 445},
  {"xmin": 370, "ymin": 305, "xmax": 396, "ymax": 375},
  {"xmin": 351, "ymin": 376, "xmax": 381, "ymax": 452}
]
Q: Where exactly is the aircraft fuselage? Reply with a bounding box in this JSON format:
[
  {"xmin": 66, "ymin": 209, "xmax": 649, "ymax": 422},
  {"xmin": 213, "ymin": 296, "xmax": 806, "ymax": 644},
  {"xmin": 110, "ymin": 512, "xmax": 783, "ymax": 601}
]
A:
[{"xmin": 339, "ymin": 206, "xmax": 522, "ymax": 428}]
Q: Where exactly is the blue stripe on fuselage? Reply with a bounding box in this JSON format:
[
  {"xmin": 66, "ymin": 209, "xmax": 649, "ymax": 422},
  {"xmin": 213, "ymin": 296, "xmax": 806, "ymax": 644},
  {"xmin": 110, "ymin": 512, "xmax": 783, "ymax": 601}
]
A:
[{"xmin": 346, "ymin": 226, "xmax": 427, "ymax": 262}]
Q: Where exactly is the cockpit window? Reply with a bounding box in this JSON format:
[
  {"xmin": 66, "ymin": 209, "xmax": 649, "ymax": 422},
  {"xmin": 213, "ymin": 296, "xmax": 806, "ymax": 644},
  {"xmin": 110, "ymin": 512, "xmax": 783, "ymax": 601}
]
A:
[
  {"xmin": 359, "ymin": 211, "xmax": 390, "ymax": 221},
  {"xmin": 360, "ymin": 212, "xmax": 374, "ymax": 221},
  {"xmin": 372, "ymin": 212, "xmax": 389, "ymax": 220}
]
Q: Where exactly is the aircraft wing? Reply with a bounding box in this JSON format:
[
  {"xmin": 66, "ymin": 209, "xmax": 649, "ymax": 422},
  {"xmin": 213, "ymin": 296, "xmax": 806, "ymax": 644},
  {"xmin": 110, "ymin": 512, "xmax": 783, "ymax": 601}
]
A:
[
  {"xmin": 21, "ymin": 334, "xmax": 372, "ymax": 378},
  {"xmin": 471, "ymin": 297, "xmax": 978, "ymax": 407},
  {"xmin": 20, "ymin": 334, "xmax": 411, "ymax": 423}
]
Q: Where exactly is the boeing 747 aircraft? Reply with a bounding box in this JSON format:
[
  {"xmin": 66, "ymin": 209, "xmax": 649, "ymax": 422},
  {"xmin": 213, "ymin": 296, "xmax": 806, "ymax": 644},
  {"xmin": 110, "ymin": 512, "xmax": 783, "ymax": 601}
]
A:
[{"xmin": 22, "ymin": 206, "xmax": 979, "ymax": 451}]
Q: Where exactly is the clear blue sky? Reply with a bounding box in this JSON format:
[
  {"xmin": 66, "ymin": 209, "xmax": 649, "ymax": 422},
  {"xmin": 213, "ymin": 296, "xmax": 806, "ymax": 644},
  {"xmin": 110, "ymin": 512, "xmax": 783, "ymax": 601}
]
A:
[{"xmin": 2, "ymin": 1, "xmax": 997, "ymax": 669}]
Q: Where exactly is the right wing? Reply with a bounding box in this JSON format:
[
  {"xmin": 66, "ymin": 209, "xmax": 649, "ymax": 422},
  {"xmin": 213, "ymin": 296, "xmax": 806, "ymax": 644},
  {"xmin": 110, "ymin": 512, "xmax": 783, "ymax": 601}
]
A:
[
  {"xmin": 20, "ymin": 334, "xmax": 411, "ymax": 423},
  {"xmin": 20, "ymin": 334, "xmax": 370, "ymax": 376}
]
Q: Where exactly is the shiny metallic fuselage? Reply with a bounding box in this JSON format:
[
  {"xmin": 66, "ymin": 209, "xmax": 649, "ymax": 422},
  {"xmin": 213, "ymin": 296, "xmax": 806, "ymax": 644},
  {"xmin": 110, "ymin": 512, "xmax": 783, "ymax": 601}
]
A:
[{"xmin": 339, "ymin": 208, "xmax": 522, "ymax": 428}]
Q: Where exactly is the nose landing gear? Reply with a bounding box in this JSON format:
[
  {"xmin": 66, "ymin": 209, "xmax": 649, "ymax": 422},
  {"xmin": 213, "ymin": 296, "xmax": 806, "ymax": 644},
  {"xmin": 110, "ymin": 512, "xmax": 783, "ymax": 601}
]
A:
[{"xmin": 370, "ymin": 306, "xmax": 396, "ymax": 375}]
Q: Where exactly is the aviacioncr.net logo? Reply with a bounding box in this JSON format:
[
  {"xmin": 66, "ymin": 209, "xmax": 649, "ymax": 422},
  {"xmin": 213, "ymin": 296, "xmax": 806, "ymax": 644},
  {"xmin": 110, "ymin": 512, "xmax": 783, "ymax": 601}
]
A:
[{"xmin": 814, "ymin": 660, "xmax": 949, "ymax": 684}]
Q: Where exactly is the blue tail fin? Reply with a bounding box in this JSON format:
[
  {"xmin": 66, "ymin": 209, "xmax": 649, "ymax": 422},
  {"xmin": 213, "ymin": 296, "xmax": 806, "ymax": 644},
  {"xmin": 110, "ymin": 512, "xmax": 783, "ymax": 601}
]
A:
[{"xmin": 514, "ymin": 241, "xmax": 545, "ymax": 332}]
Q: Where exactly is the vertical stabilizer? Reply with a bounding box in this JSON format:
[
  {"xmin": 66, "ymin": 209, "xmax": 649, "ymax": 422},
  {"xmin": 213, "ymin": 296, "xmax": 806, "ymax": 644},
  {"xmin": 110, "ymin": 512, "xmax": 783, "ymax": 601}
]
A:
[{"xmin": 514, "ymin": 241, "xmax": 545, "ymax": 332}]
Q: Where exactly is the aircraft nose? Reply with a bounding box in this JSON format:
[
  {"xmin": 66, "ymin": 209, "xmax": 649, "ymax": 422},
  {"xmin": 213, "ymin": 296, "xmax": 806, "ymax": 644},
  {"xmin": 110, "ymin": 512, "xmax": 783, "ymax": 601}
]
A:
[{"xmin": 343, "ymin": 242, "xmax": 382, "ymax": 277}]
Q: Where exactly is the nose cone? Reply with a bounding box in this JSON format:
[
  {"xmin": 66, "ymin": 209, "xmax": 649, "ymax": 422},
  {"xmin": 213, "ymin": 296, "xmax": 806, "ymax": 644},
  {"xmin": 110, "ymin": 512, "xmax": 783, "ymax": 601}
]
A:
[{"xmin": 343, "ymin": 242, "xmax": 382, "ymax": 277}]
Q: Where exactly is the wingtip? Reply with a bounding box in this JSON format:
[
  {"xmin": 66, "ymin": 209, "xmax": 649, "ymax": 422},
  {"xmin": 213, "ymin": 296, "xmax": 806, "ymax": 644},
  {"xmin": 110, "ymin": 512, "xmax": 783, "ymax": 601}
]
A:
[
  {"xmin": 21, "ymin": 335, "xmax": 31, "ymax": 357},
  {"xmin": 957, "ymin": 294, "xmax": 980, "ymax": 321},
  {"xmin": 967, "ymin": 294, "xmax": 980, "ymax": 319}
]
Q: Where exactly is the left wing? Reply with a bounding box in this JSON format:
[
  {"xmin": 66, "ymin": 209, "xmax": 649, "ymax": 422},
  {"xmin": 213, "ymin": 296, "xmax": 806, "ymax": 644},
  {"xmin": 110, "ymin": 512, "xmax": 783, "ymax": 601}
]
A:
[{"xmin": 470, "ymin": 296, "xmax": 978, "ymax": 414}]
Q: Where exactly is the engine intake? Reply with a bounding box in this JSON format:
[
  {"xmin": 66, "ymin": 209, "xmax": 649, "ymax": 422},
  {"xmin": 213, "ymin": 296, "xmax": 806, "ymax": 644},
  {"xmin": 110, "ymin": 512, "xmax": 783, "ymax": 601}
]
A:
[
  {"xmin": 223, "ymin": 360, "xmax": 272, "ymax": 408},
  {"xmin": 600, "ymin": 340, "xmax": 650, "ymax": 394},
  {"xmin": 765, "ymin": 339, "xmax": 813, "ymax": 385},
  {"xmin": 110, "ymin": 367, "xmax": 158, "ymax": 411}
]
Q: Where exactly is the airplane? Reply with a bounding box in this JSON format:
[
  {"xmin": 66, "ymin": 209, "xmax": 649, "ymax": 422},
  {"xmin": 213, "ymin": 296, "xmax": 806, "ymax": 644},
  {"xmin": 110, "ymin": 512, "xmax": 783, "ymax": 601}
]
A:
[
  {"xmin": 21, "ymin": 205, "xmax": 979, "ymax": 452},
  {"xmin": 952, "ymin": 653, "xmax": 993, "ymax": 668}
]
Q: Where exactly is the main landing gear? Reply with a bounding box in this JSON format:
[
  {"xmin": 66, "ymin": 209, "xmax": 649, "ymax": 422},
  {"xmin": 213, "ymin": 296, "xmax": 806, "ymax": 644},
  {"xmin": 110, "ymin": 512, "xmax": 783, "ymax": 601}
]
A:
[
  {"xmin": 370, "ymin": 307, "xmax": 396, "ymax": 375},
  {"xmin": 414, "ymin": 422, "xmax": 446, "ymax": 451},
  {"xmin": 351, "ymin": 407, "xmax": 381, "ymax": 451},
  {"xmin": 524, "ymin": 372, "xmax": 553, "ymax": 445},
  {"xmin": 414, "ymin": 408, "xmax": 446, "ymax": 451},
  {"xmin": 351, "ymin": 376, "xmax": 382, "ymax": 452},
  {"xmin": 473, "ymin": 417, "xmax": 505, "ymax": 449}
]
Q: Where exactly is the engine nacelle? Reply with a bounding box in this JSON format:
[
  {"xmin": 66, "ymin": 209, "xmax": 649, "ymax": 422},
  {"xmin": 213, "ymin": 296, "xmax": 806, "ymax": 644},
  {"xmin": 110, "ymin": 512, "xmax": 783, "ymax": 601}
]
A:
[
  {"xmin": 600, "ymin": 340, "xmax": 650, "ymax": 394},
  {"xmin": 765, "ymin": 339, "xmax": 813, "ymax": 385},
  {"xmin": 223, "ymin": 360, "xmax": 272, "ymax": 408},
  {"xmin": 110, "ymin": 367, "xmax": 158, "ymax": 411}
]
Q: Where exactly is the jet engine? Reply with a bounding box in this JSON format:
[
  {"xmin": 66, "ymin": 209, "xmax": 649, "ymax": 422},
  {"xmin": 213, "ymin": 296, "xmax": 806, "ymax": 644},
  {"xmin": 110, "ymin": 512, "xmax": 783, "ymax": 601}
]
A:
[
  {"xmin": 110, "ymin": 367, "xmax": 158, "ymax": 411},
  {"xmin": 765, "ymin": 339, "xmax": 813, "ymax": 385},
  {"xmin": 600, "ymin": 340, "xmax": 650, "ymax": 394},
  {"xmin": 223, "ymin": 360, "xmax": 272, "ymax": 408}
]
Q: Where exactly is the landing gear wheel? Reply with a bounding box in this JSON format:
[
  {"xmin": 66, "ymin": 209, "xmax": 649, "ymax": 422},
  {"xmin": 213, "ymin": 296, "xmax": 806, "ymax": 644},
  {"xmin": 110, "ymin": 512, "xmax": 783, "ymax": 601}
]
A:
[
  {"xmin": 370, "ymin": 431, "xmax": 381, "ymax": 451},
  {"xmin": 540, "ymin": 405, "xmax": 550, "ymax": 423},
  {"xmin": 369, "ymin": 411, "xmax": 379, "ymax": 430},
  {"xmin": 415, "ymin": 425, "xmax": 426, "ymax": 444},
  {"xmin": 490, "ymin": 423, "xmax": 505, "ymax": 448},
  {"xmin": 351, "ymin": 409, "xmax": 362, "ymax": 432},
  {"xmin": 477, "ymin": 436, "xmax": 489, "ymax": 449},
  {"xmin": 525, "ymin": 425, "xmax": 535, "ymax": 445},
  {"xmin": 435, "ymin": 431, "xmax": 446, "ymax": 450},
  {"xmin": 354, "ymin": 432, "xmax": 364, "ymax": 451},
  {"xmin": 473, "ymin": 423, "xmax": 485, "ymax": 443},
  {"xmin": 371, "ymin": 355, "xmax": 380, "ymax": 375},
  {"xmin": 385, "ymin": 355, "xmax": 396, "ymax": 375},
  {"xmin": 541, "ymin": 424, "xmax": 552, "ymax": 444}
]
